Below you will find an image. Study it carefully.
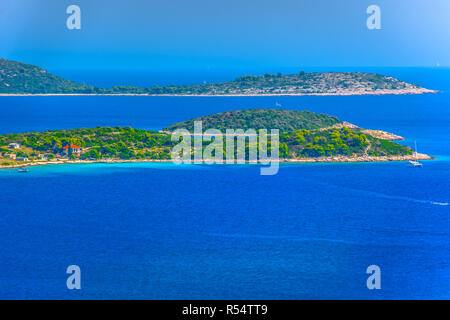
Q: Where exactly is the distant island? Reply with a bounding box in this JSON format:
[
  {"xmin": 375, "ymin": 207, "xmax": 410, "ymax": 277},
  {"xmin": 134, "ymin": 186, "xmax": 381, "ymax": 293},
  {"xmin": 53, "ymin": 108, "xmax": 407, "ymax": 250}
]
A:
[
  {"xmin": 0, "ymin": 58, "xmax": 436, "ymax": 96},
  {"xmin": 0, "ymin": 109, "xmax": 432, "ymax": 169}
]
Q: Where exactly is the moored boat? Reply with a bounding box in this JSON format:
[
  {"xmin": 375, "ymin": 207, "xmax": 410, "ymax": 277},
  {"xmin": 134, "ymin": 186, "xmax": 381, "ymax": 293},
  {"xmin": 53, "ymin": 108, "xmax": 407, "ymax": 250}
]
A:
[{"xmin": 409, "ymin": 141, "xmax": 422, "ymax": 167}]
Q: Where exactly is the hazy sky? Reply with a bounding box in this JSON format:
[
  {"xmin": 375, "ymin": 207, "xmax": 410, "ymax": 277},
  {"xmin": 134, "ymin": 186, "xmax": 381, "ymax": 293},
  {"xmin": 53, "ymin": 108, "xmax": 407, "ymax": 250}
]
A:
[{"xmin": 0, "ymin": 0, "xmax": 449, "ymax": 72}]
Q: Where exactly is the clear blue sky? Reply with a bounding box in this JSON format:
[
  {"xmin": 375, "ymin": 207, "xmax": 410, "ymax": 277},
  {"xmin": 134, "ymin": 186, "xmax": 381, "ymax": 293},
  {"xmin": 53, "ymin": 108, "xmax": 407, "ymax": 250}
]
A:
[{"xmin": 1, "ymin": 0, "xmax": 449, "ymax": 72}]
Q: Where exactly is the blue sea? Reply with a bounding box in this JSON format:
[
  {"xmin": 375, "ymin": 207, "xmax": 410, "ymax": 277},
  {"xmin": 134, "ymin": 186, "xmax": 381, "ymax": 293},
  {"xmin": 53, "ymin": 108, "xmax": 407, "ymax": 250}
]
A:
[{"xmin": 0, "ymin": 68, "xmax": 449, "ymax": 299}]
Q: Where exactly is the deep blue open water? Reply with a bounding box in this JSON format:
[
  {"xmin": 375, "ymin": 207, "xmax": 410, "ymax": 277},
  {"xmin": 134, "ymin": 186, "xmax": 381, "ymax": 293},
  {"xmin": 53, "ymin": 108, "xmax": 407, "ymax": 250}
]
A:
[{"xmin": 0, "ymin": 68, "xmax": 449, "ymax": 299}]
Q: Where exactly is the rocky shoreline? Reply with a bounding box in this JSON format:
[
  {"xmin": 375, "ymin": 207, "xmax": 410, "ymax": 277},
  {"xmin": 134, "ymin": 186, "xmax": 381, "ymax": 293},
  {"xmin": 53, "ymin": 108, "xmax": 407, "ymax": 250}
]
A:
[
  {"xmin": 0, "ymin": 153, "xmax": 434, "ymax": 170},
  {"xmin": 0, "ymin": 87, "xmax": 438, "ymax": 97},
  {"xmin": 284, "ymin": 153, "xmax": 433, "ymax": 163},
  {"xmin": 323, "ymin": 121, "xmax": 405, "ymax": 141}
]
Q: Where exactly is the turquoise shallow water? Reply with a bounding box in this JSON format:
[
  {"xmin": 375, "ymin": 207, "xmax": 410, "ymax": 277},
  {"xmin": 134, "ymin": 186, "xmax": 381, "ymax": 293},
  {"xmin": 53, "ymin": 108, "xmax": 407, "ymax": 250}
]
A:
[{"xmin": 0, "ymin": 68, "xmax": 449, "ymax": 299}]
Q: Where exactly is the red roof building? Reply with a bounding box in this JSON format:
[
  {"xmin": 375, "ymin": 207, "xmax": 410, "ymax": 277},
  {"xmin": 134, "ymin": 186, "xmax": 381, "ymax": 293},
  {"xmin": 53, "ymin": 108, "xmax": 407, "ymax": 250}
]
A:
[
  {"xmin": 63, "ymin": 144, "xmax": 81, "ymax": 149},
  {"xmin": 63, "ymin": 144, "xmax": 82, "ymax": 155}
]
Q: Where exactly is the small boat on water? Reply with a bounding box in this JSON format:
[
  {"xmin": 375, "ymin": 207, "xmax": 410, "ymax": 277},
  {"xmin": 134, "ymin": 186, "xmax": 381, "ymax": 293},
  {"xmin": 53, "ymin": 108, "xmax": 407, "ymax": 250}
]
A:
[
  {"xmin": 409, "ymin": 141, "xmax": 422, "ymax": 168},
  {"xmin": 409, "ymin": 160, "xmax": 422, "ymax": 167},
  {"xmin": 18, "ymin": 164, "xmax": 31, "ymax": 173}
]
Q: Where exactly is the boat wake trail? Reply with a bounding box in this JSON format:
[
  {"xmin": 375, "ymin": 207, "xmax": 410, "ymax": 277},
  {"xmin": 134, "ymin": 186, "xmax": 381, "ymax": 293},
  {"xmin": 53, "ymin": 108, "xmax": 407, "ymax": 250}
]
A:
[
  {"xmin": 344, "ymin": 188, "xmax": 449, "ymax": 207},
  {"xmin": 431, "ymin": 201, "xmax": 449, "ymax": 206},
  {"xmin": 308, "ymin": 179, "xmax": 450, "ymax": 207}
]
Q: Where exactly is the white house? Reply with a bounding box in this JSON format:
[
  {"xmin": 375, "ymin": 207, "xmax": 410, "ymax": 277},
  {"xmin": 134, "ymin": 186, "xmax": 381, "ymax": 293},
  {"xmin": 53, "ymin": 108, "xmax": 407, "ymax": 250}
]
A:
[
  {"xmin": 63, "ymin": 144, "xmax": 82, "ymax": 156},
  {"xmin": 9, "ymin": 143, "xmax": 20, "ymax": 149}
]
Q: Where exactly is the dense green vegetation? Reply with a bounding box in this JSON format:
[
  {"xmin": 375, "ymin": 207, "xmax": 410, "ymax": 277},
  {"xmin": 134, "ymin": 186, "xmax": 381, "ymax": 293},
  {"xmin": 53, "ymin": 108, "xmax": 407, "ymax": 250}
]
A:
[
  {"xmin": 280, "ymin": 127, "xmax": 412, "ymax": 158},
  {"xmin": 0, "ymin": 127, "xmax": 174, "ymax": 160},
  {"xmin": 0, "ymin": 110, "xmax": 413, "ymax": 164},
  {"xmin": 0, "ymin": 59, "xmax": 91, "ymax": 94},
  {"xmin": 0, "ymin": 58, "xmax": 423, "ymax": 94},
  {"xmin": 165, "ymin": 109, "xmax": 341, "ymax": 132}
]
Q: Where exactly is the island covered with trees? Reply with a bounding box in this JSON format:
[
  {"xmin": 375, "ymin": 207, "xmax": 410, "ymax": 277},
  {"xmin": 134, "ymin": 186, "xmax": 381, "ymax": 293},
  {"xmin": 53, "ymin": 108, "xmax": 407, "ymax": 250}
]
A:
[
  {"xmin": 0, "ymin": 58, "xmax": 435, "ymax": 96},
  {"xmin": 0, "ymin": 109, "xmax": 431, "ymax": 168}
]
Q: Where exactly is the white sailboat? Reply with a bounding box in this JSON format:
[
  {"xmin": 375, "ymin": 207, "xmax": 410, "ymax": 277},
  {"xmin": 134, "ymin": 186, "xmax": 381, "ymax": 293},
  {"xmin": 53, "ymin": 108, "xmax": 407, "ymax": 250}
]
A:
[{"xmin": 409, "ymin": 141, "xmax": 422, "ymax": 167}]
